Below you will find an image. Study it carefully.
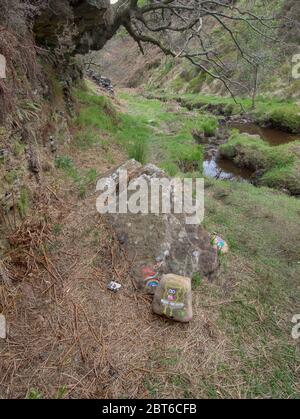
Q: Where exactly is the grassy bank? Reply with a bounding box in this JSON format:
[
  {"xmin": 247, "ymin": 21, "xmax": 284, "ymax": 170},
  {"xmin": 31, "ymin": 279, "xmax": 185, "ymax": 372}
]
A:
[
  {"xmin": 219, "ymin": 132, "xmax": 300, "ymax": 195},
  {"xmin": 119, "ymin": 91, "xmax": 219, "ymax": 176},
  {"xmin": 146, "ymin": 91, "xmax": 300, "ymax": 134},
  {"xmin": 201, "ymin": 178, "xmax": 300, "ymax": 398}
]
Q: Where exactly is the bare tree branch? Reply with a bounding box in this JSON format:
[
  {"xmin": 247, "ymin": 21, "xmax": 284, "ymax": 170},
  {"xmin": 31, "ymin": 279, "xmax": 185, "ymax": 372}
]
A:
[{"xmin": 109, "ymin": 0, "xmax": 281, "ymax": 99}]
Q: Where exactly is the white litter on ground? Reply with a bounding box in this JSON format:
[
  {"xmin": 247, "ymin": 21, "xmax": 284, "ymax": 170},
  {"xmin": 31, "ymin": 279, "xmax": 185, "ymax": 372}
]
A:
[{"xmin": 0, "ymin": 314, "xmax": 6, "ymax": 339}]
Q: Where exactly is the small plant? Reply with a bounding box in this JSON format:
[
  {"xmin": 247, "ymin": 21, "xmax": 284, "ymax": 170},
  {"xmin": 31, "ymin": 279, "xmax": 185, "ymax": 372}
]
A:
[
  {"xmin": 128, "ymin": 139, "xmax": 148, "ymax": 164},
  {"xmin": 84, "ymin": 168, "xmax": 98, "ymax": 184},
  {"xmin": 159, "ymin": 161, "xmax": 179, "ymax": 177},
  {"xmin": 144, "ymin": 379, "xmax": 161, "ymax": 398},
  {"xmin": 27, "ymin": 388, "xmax": 43, "ymax": 399},
  {"xmin": 192, "ymin": 273, "xmax": 202, "ymax": 289},
  {"xmin": 53, "ymin": 223, "xmax": 62, "ymax": 235},
  {"xmin": 199, "ymin": 117, "xmax": 218, "ymax": 137},
  {"xmin": 55, "ymin": 155, "xmax": 74, "ymax": 171},
  {"xmin": 12, "ymin": 141, "xmax": 25, "ymax": 157},
  {"xmin": 56, "ymin": 385, "xmax": 67, "ymax": 400},
  {"xmin": 17, "ymin": 188, "xmax": 29, "ymax": 218}
]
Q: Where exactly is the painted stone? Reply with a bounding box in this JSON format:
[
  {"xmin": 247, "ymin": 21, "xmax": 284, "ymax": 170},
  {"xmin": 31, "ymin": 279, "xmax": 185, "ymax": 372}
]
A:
[
  {"xmin": 212, "ymin": 234, "xmax": 229, "ymax": 254},
  {"xmin": 140, "ymin": 266, "xmax": 160, "ymax": 294},
  {"xmin": 152, "ymin": 274, "xmax": 193, "ymax": 323}
]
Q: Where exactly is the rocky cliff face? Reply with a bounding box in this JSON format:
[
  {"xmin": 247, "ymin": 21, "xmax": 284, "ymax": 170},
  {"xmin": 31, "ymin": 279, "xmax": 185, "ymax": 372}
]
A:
[
  {"xmin": 0, "ymin": 0, "xmax": 117, "ymax": 126},
  {"xmin": 33, "ymin": 0, "xmax": 115, "ymax": 54},
  {"xmin": 1, "ymin": 1, "xmax": 116, "ymax": 245}
]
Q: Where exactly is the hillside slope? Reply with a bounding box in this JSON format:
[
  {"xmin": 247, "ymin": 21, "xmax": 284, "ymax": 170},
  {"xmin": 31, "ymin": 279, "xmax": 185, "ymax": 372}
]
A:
[{"xmin": 92, "ymin": 0, "xmax": 300, "ymax": 99}]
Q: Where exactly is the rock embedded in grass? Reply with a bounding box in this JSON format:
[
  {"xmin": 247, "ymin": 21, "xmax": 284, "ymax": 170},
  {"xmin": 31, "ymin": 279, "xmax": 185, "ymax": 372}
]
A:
[{"xmin": 98, "ymin": 160, "xmax": 218, "ymax": 294}]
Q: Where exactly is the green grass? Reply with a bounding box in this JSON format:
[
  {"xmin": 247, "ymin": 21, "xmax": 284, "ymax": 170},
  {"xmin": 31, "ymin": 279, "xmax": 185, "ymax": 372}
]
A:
[
  {"xmin": 146, "ymin": 91, "xmax": 300, "ymax": 133},
  {"xmin": 55, "ymin": 155, "xmax": 98, "ymax": 198},
  {"xmin": 201, "ymin": 178, "xmax": 300, "ymax": 398},
  {"xmin": 166, "ymin": 136, "xmax": 203, "ymax": 173},
  {"xmin": 191, "ymin": 114, "xmax": 218, "ymax": 137},
  {"xmin": 127, "ymin": 137, "xmax": 148, "ymax": 164},
  {"xmin": 26, "ymin": 386, "xmax": 67, "ymax": 400},
  {"xmin": 187, "ymin": 71, "xmax": 213, "ymax": 93},
  {"xmin": 119, "ymin": 91, "xmax": 210, "ymax": 175},
  {"xmin": 116, "ymin": 113, "xmax": 150, "ymax": 164},
  {"xmin": 27, "ymin": 389, "xmax": 43, "ymax": 399},
  {"xmin": 219, "ymin": 132, "xmax": 300, "ymax": 194},
  {"xmin": 73, "ymin": 88, "xmax": 118, "ymax": 133},
  {"xmin": 72, "ymin": 87, "xmax": 119, "ymax": 153},
  {"xmin": 74, "ymin": 87, "xmax": 151, "ymax": 164},
  {"xmin": 192, "ymin": 272, "xmax": 202, "ymax": 289}
]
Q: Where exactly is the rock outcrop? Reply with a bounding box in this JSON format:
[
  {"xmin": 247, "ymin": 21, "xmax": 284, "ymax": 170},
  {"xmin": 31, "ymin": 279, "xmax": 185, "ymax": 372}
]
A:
[
  {"xmin": 98, "ymin": 160, "xmax": 219, "ymax": 294},
  {"xmin": 33, "ymin": 0, "xmax": 116, "ymax": 54},
  {"xmin": 86, "ymin": 70, "xmax": 114, "ymax": 95}
]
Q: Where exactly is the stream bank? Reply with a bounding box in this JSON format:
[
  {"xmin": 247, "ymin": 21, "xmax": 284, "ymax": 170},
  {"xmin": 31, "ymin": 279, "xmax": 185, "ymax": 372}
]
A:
[
  {"xmin": 144, "ymin": 92, "xmax": 300, "ymax": 134},
  {"xmin": 120, "ymin": 90, "xmax": 300, "ymax": 195},
  {"xmin": 203, "ymin": 122, "xmax": 300, "ymax": 185},
  {"xmin": 147, "ymin": 93, "xmax": 300, "ymax": 192}
]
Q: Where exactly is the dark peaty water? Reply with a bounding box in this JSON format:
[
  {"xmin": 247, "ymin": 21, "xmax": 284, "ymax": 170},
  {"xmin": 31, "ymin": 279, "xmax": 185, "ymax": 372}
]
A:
[
  {"xmin": 203, "ymin": 123, "xmax": 300, "ymax": 181},
  {"xmin": 230, "ymin": 122, "xmax": 299, "ymax": 146}
]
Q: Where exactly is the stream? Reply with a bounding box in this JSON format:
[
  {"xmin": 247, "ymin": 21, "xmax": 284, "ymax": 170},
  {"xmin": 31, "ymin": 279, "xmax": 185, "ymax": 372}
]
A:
[{"xmin": 203, "ymin": 123, "xmax": 300, "ymax": 181}]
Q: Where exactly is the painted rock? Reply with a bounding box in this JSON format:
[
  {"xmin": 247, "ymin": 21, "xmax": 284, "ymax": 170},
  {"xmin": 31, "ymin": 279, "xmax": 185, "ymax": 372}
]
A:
[
  {"xmin": 140, "ymin": 265, "xmax": 161, "ymax": 295},
  {"xmin": 212, "ymin": 234, "xmax": 229, "ymax": 254},
  {"xmin": 152, "ymin": 274, "xmax": 193, "ymax": 323}
]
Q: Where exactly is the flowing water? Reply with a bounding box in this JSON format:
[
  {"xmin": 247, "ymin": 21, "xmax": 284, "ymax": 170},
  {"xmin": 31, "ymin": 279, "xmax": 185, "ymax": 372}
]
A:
[{"xmin": 203, "ymin": 123, "xmax": 300, "ymax": 181}]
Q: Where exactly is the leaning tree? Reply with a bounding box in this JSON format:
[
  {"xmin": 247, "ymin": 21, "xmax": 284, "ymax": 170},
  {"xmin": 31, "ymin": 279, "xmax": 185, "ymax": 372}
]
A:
[{"xmin": 104, "ymin": 0, "xmax": 282, "ymax": 96}]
